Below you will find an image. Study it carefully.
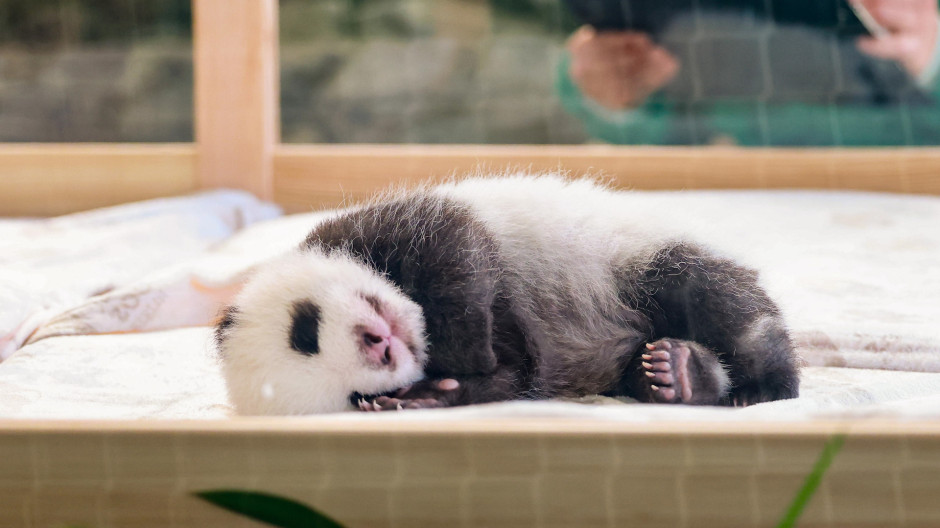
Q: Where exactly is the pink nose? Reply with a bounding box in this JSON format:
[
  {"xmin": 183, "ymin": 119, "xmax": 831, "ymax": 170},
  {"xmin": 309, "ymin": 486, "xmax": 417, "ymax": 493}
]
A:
[{"xmin": 361, "ymin": 331, "xmax": 393, "ymax": 367}]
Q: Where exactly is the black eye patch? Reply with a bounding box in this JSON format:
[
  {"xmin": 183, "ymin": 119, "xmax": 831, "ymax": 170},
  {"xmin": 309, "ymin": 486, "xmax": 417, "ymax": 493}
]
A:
[
  {"xmin": 289, "ymin": 300, "xmax": 321, "ymax": 355},
  {"xmin": 360, "ymin": 293, "xmax": 383, "ymax": 314},
  {"xmin": 214, "ymin": 305, "xmax": 239, "ymax": 350}
]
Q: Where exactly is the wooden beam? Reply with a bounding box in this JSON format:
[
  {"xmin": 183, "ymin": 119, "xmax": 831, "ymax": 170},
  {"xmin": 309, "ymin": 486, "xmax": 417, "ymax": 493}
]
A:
[
  {"xmin": 3, "ymin": 143, "xmax": 936, "ymax": 217},
  {"xmin": 273, "ymin": 144, "xmax": 940, "ymax": 212},
  {"xmin": 193, "ymin": 0, "xmax": 279, "ymax": 200},
  {"xmin": 0, "ymin": 417, "xmax": 938, "ymax": 435},
  {"xmin": 0, "ymin": 144, "xmax": 196, "ymax": 217}
]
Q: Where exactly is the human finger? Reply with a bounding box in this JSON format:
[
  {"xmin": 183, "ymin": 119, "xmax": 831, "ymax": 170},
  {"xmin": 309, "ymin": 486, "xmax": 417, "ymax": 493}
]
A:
[
  {"xmin": 856, "ymin": 34, "xmax": 921, "ymax": 60},
  {"xmin": 639, "ymin": 46, "xmax": 681, "ymax": 90},
  {"xmin": 853, "ymin": 0, "xmax": 931, "ymax": 32},
  {"xmin": 608, "ymin": 46, "xmax": 679, "ymax": 105},
  {"xmin": 593, "ymin": 31, "xmax": 655, "ymax": 58},
  {"xmin": 567, "ymin": 25, "xmax": 597, "ymax": 51},
  {"xmin": 568, "ymin": 27, "xmax": 648, "ymax": 67}
]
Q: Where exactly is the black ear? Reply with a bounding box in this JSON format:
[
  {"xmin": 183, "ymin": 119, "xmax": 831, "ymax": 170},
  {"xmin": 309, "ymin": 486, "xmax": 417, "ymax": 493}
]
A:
[
  {"xmin": 214, "ymin": 305, "xmax": 239, "ymax": 350},
  {"xmin": 290, "ymin": 300, "xmax": 322, "ymax": 355},
  {"xmin": 307, "ymin": 195, "xmax": 500, "ymax": 375}
]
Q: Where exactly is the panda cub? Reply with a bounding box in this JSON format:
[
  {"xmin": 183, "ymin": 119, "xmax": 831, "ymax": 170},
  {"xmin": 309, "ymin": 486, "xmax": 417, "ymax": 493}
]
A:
[{"xmin": 216, "ymin": 175, "xmax": 800, "ymax": 415}]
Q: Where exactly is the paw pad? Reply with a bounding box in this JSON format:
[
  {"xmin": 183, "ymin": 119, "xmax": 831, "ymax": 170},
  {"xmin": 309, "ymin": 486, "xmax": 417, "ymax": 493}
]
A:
[{"xmin": 641, "ymin": 339, "xmax": 693, "ymax": 403}]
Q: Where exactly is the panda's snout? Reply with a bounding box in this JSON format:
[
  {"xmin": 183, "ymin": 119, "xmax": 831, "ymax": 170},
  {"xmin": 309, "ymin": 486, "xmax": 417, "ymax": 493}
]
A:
[
  {"xmin": 356, "ymin": 318, "xmax": 413, "ymax": 370},
  {"xmin": 361, "ymin": 330, "xmax": 393, "ymax": 367}
]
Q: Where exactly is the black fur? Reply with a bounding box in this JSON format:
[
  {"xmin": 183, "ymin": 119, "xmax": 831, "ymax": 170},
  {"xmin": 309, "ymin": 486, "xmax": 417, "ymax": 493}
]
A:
[
  {"xmin": 289, "ymin": 300, "xmax": 322, "ymax": 356},
  {"xmin": 304, "ymin": 193, "xmax": 799, "ymax": 408}
]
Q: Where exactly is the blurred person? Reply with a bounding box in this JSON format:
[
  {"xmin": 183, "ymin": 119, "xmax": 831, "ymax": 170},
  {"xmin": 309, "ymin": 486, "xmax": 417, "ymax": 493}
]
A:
[{"xmin": 557, "ymin": 0, "xmax": 940, "ymax": 145}]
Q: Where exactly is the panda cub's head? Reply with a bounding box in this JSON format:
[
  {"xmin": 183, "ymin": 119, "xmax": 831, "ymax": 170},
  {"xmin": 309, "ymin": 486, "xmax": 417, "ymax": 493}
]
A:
[{"xmin": 216, "ymin": 249, "xmax": 428, "ymax": 415}]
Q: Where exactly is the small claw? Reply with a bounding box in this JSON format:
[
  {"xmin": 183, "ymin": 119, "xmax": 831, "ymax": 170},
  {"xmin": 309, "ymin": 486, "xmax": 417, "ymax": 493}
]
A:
[
  {"xmin": 651, "ymin": 385, "xmax": 660, "ymax": 391},
  {"xmin": 396, "ymin": 402, "xmax": 403, "ymax": 411},
  {"xmin": 646, "ymin": 343, "xmax": 656, "ymax": 350},
  {"xmin": 372, "ymin": 401, "xmax": 382, "ymax": 411},
  {"xmin": 645, "ymin": 371, "xmax": 655, "ymax": 378},
  {"xmin": 641, "ymin": 354, "xmax": 653, "ymax": 360},
  {"xmin": 646, "ymin": 351, "xmax": 670, "ymax": 362},
  {"xmin": 642, "ymin": 362, "xmax": 653, "ymax": 370}
]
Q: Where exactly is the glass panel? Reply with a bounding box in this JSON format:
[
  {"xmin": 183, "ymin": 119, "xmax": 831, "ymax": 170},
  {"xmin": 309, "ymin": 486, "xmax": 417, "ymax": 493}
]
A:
[
  {"xmin": 0, "ymin": 0, "xmax": 192, "ymax": 142},
  {"xmin": 280, "ymin": 0, "xmax": 940, "ymax": 146}
]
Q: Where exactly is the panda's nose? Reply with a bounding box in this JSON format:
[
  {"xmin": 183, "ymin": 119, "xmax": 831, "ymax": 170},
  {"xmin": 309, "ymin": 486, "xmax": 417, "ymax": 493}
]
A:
[{"xmin": 361, "ymin": 331, "xmax": 393, "ymax": 367}]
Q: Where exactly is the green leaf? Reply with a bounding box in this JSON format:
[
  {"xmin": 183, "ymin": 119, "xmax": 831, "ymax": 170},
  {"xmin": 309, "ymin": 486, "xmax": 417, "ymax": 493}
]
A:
[
  {"xmin": 194, "ymin": 490, "xmax": 345, "ymax": 528},
  {"xmin": 776, "ymin": 434, "xmax": 847, "ymax": 528}
]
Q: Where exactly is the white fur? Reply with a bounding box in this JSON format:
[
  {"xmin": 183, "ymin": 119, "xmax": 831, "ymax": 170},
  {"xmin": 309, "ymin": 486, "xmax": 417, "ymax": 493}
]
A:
[
  {"xmin": 434, "ymin": 174, "xmax": 679, "ymax": 308},
  {"xmin": 709, "ymin": 362, "xmax": 732, "ymax": 396},
  {"xmin": 218, "ymin": 249, "xmax": 427, "ymax": 415}
]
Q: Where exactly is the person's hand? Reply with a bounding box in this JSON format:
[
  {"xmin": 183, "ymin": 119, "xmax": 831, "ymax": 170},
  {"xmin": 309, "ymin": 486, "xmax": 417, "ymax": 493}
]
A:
[
  {"xmin": 853, "ymin": 0, "xmax": 939, "ymax": 78},
  {"xmin": 566, "ymin": 26, "xmax": 679, "ymax": 111}
]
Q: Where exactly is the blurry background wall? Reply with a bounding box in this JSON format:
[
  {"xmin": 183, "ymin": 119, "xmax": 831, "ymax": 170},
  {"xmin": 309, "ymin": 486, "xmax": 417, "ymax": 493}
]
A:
[
  {"xmin": 0, "ymin": 0, "xmax": 584, "ymax": 144},
  {"xmin": 2, "ymin": 0, "xmax": 936, "ymax": 145},
  {"xmin": 279, "ymin": 0, "xmax": 587, "ymax": 144},
  {"xmin": 0, "ymin": 0, "xmax": 193, "ymax": 142}
]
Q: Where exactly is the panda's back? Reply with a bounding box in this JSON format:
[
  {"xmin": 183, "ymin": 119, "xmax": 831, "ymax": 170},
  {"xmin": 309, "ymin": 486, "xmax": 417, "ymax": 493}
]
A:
[{"xmin": 435, "ymin": 175, "xmax": 673, "ymax": 309}]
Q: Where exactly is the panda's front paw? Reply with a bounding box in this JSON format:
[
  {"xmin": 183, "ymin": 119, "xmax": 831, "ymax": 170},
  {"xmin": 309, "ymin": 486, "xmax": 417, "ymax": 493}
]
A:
[
  {"xmin": 356, "ymin": 378, "xmax": 461, "ymax": 411},
  {"xmin": 358, "ymin": 395, "xmax": 445, "ymax": 411}
]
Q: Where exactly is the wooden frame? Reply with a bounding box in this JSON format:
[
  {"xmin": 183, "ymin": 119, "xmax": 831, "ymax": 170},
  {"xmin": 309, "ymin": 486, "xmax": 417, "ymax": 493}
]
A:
[
  {"xmin": 1, "ymin": 2, "xmax": 940, "ymax": 526},
  {"xmin": 274, "ymin": 144, "xmax": 940, "ymax": 211},
  {"xmin": 4, "ymin": 142, "xmax": 940, "ymax": 216},
  {"xmin": 1, "ymin": 418, "xmax": 939, "ymax": 527},
  {"xmin": 194, "ymin": 0, "xmax": 279, "ymax": 201},
  {"xmin": 0, "ymin": 144, "xmax": 195, "ymax": 217}
]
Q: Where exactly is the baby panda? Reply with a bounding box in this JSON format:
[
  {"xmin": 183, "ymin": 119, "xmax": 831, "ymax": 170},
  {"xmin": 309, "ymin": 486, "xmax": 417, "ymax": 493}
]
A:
[{"xmin": 216, "ymin": 175, "xmax": 800, "ymax": 414}]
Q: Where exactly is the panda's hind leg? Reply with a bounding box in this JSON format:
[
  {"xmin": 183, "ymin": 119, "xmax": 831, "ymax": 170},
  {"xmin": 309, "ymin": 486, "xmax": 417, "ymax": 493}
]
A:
[{"xmin": 620, "ymin": 241, "xmax": 800, "ymax": 407}]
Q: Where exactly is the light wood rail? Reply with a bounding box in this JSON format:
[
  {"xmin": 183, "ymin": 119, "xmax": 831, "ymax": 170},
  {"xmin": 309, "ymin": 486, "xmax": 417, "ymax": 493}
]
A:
[{"xmin": 0, "ymin": 144, "xmax": 196, "ymax": 217}]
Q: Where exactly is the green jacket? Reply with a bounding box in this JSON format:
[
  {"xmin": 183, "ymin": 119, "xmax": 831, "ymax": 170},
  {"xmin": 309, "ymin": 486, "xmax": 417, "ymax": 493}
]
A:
[{"xmin": 557, "ymin": 32, "xmax": 940, "ymax": 146}]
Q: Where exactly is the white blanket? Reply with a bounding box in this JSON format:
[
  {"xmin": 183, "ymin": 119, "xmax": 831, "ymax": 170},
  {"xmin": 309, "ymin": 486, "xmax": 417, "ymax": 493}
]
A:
[
  {"xmin": 0, "ymin": 190, "xmax": 281, "ymax": 360},
  {"xmin": 1, "ymin": 188, "xmax": 939, "ymax": 420}
]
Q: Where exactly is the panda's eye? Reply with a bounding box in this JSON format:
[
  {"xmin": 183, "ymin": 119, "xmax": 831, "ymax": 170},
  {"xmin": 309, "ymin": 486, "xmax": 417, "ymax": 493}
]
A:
[{"xmin": 289, "ymin": 300, "xmax": 321, "ymax": 355}]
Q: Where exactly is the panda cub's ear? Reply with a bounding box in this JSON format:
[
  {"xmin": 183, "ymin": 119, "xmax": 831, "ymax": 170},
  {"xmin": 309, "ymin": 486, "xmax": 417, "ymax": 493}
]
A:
[
  {"xmin": 289, "ymin": 300, "xmax": 322, "ymax": 356},
  {"xmin": 214, "ymin": 305, "xmax": 239, "ymax": 351}
]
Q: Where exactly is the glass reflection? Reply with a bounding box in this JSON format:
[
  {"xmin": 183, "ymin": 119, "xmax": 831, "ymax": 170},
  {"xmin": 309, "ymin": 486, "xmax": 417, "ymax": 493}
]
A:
[
  {"xmin": 0, "ymin": 1, "xmax": 192, "ymax": 142},
  {"xmin": 278, "ymin": 0, "xmax": 939, "ymax": 147},
  {"xmin": 560, "ymin": 0, "xmax": 940, "ymax": 145}
]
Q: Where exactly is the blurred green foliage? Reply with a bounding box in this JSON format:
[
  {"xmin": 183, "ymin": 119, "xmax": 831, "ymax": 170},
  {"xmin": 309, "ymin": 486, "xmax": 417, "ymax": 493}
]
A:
[{"xmin": 0, "ymin": 0, "xmax": 190, "ymax": 48}]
